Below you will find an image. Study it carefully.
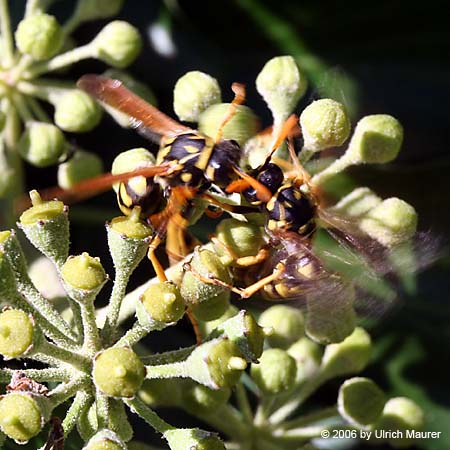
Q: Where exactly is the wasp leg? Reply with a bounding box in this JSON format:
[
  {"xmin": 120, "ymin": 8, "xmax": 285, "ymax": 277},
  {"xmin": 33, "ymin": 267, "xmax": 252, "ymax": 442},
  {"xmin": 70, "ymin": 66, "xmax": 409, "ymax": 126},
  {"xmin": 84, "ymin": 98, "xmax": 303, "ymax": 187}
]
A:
[
  {"xmin": 147, "ymin": 235, "xmax": 168, "ymax": 282},
  {"xmin": 186, "ymin": 309, "xmax": 203, "ymax": 345},
  {"xmin": 215, "ymin": 82, "xmax": 246, "ymax": 143}
]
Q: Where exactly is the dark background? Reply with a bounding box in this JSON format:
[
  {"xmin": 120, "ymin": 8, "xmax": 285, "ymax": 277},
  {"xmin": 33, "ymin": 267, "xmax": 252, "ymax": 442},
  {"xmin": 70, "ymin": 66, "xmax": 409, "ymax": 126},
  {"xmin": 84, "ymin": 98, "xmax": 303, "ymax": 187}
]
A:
[{"xmin": 6, "ymin": 1, "xmax": 450, "ymax": 449}]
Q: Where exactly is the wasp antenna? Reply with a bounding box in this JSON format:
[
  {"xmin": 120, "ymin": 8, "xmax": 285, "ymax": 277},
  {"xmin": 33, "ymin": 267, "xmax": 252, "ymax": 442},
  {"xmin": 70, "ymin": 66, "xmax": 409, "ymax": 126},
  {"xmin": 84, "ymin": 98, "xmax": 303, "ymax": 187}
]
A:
[{"xmin": 215, "ymin": 82, "xmax": 246, "ymax": 143}]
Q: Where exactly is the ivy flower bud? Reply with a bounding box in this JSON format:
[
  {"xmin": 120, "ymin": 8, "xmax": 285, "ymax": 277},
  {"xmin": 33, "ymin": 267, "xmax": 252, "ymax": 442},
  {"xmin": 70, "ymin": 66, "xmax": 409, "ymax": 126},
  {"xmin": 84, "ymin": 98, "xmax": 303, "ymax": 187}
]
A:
[
  {"xmin": 251, "ymin": 348, "xmax": 297, "ymax": 395},
  {"xmin": 287, "ymin": 337, "xmax": 322, "ymax": 384},
  {"xmin": 375, "ymin": 397, "xmax": 424, "ymax": 448},
  {"xmin": 94, "ymin": 21, "xmax": 142, "ymax": 68},
  {"xmin": 182, "ymin": 383, "xmax": 231, "ymax": 415},
  {"xmin": 164, "ymin": 428, "xmax": 225, "ymax": 450},
  {"xmin": 93, "ymin": 347, "xmax": 145, "ymax": 398},
  {"xmin": 138, "ymin": 379, "xmax": 182, "ymax": 407},
  {"xmin": 15, "ymin": 14, "xmax": 63, "ymax": 60},
  {"xmin": 321, "ymin": 327, "xmax": 372, "ymax": 379},
  {"xmin": 137, "ymin": 281, "xmax": 185, "ymax": 329},
  {"xmin": 300, "ymin": 99, "xmax": 351, "ymax": 152},
  {"xmin": 338, "ymin": 377, "xmax": 386, "ymax": 427},
  {"xmin": 174, "ymin": 71, "xmax": 222, "ymax": 122},
  {"xmin": 200, "ymin": 304, "xmax": 239, "ymax": 337},
  {"xmin": 0, "ymin": 393, "xmax": 47, "ymax": 443},
  {"xmin": 0, "ymin": 309, "xmax": 34, "ymax": 358},
  {"xmin": 74, "ymin": 0, "xmax": 125, "ymax": 23},
  {"xmin": 330, "ymin": 187, "xmax": 382, "ymax": 218},
  {"xmin": 61, "ymin": 253, "xmax": 107, "ymax": 303},
  {"xmin": 58, "ymin": 150, "xmax": 103, "ymax": 189},
  {"xmin": 259, "ymin": 305, "xmax": 304, "ymax": 349},
  {"xmin": 256, "ymin": 56, "xmax": 307, "ymax": 121},
  {"xmin": 359, "ymin": 198, "xmax": 418, "ymax": 247},
  {"xmin": 19, "ymin": 190, "xmax": 69, "ymax": 266},
  {"xmin": 181, "ymin": 249, "xmax": 231, "ymax": 321},
  {"xmin": 198, "ymin": 103, "xmax": 259, "ymax": 146},
  {"xmin": 347, "ymin": 115, "xmax": 403, "ymax": 164},
  {"xmin": 107, "ymin": 207, "xmax": 152, "ymax": 274},
  {"xmin": 54, "ymin": 90, "xmax": 102, "ymax": 132},
  {"xmin": 18, "ymin": 122, "xmax": 69, "ymax": 167},
  {"xmin": 215, "ymin": 310, "xmax": 266, "ymax": 362},
  {"xmin": 215, "ymin": 218, "xmax": 264, "ymax": 265},
  {"xmin": 111, "ymin": 147, "xmax": 156, "ymax": 193},
  {"xmin": 83, "ymin": 430, "xmax": 126, "ymax": 450},
  {"xmin": 186, "ymin": 338, "xmax": 247, "ymax": 389}
]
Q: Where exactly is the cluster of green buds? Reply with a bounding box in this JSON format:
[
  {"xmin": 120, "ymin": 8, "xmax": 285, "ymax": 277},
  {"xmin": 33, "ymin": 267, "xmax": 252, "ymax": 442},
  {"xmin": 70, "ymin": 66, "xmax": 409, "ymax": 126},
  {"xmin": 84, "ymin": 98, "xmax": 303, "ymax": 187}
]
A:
[
  {"xmin": 0, "ymin": 0, "xmax": 143, "ymax": 198},
  {"xmin": 0, "ymin": 192, "xmax": 269, "ymax": 449}
]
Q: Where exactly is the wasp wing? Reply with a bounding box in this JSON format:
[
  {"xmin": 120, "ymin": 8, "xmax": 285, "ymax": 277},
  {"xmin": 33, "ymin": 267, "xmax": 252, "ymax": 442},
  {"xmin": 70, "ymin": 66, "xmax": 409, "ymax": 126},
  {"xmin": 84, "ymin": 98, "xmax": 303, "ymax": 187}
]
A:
[{"xmin": 77, "ymin": 75, "xmax": 191, "ymax": 138}]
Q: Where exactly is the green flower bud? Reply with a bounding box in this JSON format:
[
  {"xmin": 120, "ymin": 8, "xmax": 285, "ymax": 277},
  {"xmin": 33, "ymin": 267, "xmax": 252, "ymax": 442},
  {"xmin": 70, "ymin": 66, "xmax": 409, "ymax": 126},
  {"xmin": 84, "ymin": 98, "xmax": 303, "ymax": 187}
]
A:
[
  {"xmin": 174, "ymin": 71, "xmax": 221, "ymax": 122},
  {"xmin": 359, "ymin": 198, "xmax": 418, "ymax": 247},
  {"xmin": 107, "ymin": 207, "xmax": 152, "ymax": 274},
  {"xmin": 83, "ymin": 430, "xmax": 127, "ymax": 450},
  {"xmin": 251, "ymin": 348, "xmax": 297, "ymax": 395},
  {"xmin": 199, "ymin": 304, "xmax": 239, "ymax": 337},
  {"xmin": 0, "ymin": 309, "xmax": 34, "ymax": 358},
  {"xmin": 321, "ymin": 327, "xmax": 372, "ymax": 379},
  {"xmin": 330, "ymin": 187, "xmax": 382, "ymax": 218},
  {"xmin": 305, "ymin": 282, "xmax": 356, "ymax": 344},
  {"xmin": 111, "ymin": 147, "xmax": 156, "ymax": 193},
  {"xmin": 215, "ymin": 310, "xmax": 266, "ymax": 362},
  {"xmin": 198, "ymin": 103, "xmax": 259, "ymax": 146},
  {"xmin": 287, "ymin": 337, "xmax": 322, "ymax": 384},
  {"xmin": 19, "ymin": 191, "xmax": 69, "ymax": 265},
  {"xmin": 259, "ymin": 305, "xmax": 304, "ymax": 349},
  {"xmin": 61, "ymin": 253, "xmax": 107, "ymax": 303},
  {"xmin": 375, "ymin": 397, "xmax": 424, "ymax": 448},
  {"xmin": 300, "ymin": 99, "xmax": 351, "ymax": 152},
  {"xmin": 338, "ymin": 377, "xmax": 386, "ymax": 427},
  {"xmin": 0, "ymin": 393, "xmax": 46, "ymax": 443},
  {"xmin": 138, "ymin": 378, "xmax": 182, "ymax": 407},
  {"xmin": 93, "ymin": 347, "xmax": 145, "ymax": 398},
  {"xmin": 215, "ymin": 218, "xmax": 264, "ymax": 265},
  {"xmin": 181, "ymin": 249, "xmax": 231, "ymax": 322},
  {"xmin": 18, "ymin": 122, "xmax": 69, "ymax": 167},
  {"xmin": 15, "ymin": 14, "xmax": 63, "ymax": 60},
  {"xmin": 58, "ymin": 150, "xmax": 103, "ymax": 189},
  {"xmin": 54, "ymin": 90, "xmax": 102, "ymax": 132},
  {"xmin": 94, "ymin": 21, "xmax": 142, "ymax": 68},
  {"xmin": 74, "ymin": 0, "xmax": 125, "ymax": 23},
  {"xmin": 137, "ymin": 281, "xmax": 185, "ymax": 328},
  {"xmin": 256, "ymin": 56, "xmax": 307, "ymax": 120},
  {"xmin": 164, "ymin": 428, "xmax": 225, "ymax": 450},
  {"xmin": 186, "ymin": 338, "xmax": 247, "ymax": 389},
  {"xmin": 242, "ymin": 131, "xmax": 274, "ymax": 169},
  {"xmin": 182, "ymin": 383, "xmax": 231, "ymax": 415},
  {"xmin": 346, "ymin": 115, "xmax": 403, "ymax": 164}
]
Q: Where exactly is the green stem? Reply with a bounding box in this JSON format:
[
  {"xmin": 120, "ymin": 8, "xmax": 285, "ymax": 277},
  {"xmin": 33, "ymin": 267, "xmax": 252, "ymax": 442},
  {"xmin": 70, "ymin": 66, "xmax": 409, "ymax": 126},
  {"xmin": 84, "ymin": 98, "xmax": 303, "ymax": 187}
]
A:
[
  {"xmin": 145, "ymin": 361, "xmax": 188, "ymax": 379},
  {"xmin": 0, "ymin": 367, "xmax": 70, "ymax": 383},
  {"xmin": 17, "ymin": 79, "xmax": 74, "ymax": 103},
  {"xmin": 141, "ymin": 346, "xmax": 193, "ymax": 365},
  {"xmin": 95, "ymin": 391, "xmax": 110, "ymax": 429},
  {"xmin": 39, "ymin": 339, "xmax": 90, "ymax": 370},
  {"xmin": 26, "ymin": 96, "xmax": 51, "ymax": 122},
  {"xmin": 254, "ymin": 396, "xmax": 276, "ymax": 426},
  {"xmin": 102, "ymin": 270, "xmax": 132, "ymax": 344},
  {"xmin": 24, "ymin": 43, "xmax": 95, "ymax": 78},
  {"xmin": 11, "ymin": 93, "xmax": 33, "ymax": 123},
  {"xmin": 48, "ymin": 376, "xmax": 89, "ymax": 407},
  {"xmin": 25, "ymin": 0, "xmax": 43, "ymax": 17},
  {"xmin": 0, "ymin": 0, "xmax": 15, "ymax": 67},
  {"xmin": 279, "ymin": 406, "xmax": 339, "ymax": 431},
  {"xmin": 80, "ymin": 301, "xmax": 102, "ymax": 356},
  {"xmin": 269, "ymin": 374, "xmax": 327, "ymax": 424},
  {"xmin": 310, "ymin": 151, "xmax": 353, "ymax": 186},
  {"xmin": 114, "ymin": 321, "xmax": 151, "ymax": 348},
  {"xmin": 62, "ymin": 389, "xmax": 92, "ymax": 437},
  {"xmin": 125, "ymin": 396, "xmax": 174, "ymax": 434},
  {"xmin": 235, "ymin": 382, "xmax": 253, "ymax": 423}
]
